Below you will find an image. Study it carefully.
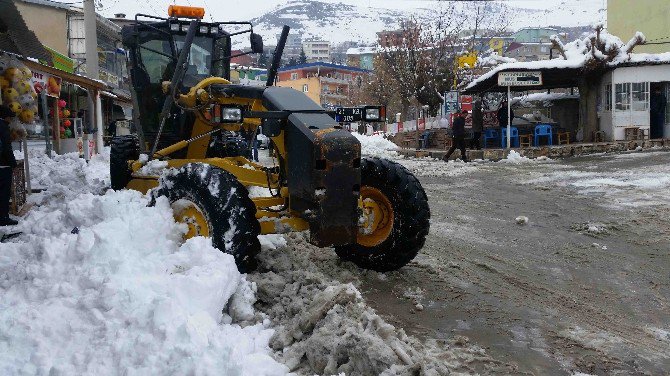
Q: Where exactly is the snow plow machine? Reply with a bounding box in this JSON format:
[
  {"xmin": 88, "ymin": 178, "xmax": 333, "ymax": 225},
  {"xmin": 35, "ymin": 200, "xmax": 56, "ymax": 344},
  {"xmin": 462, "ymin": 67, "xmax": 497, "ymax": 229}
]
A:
[{"xmin": 112, "ymin": 5, "xmax": 430, "ymax": 272}]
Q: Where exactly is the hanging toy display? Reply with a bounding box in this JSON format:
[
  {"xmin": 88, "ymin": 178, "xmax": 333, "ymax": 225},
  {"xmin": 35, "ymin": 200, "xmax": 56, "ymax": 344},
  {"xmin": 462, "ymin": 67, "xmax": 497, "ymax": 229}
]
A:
[{"xmin": 0, "ymin": 54, "xmax": 38, "ymax": 131}]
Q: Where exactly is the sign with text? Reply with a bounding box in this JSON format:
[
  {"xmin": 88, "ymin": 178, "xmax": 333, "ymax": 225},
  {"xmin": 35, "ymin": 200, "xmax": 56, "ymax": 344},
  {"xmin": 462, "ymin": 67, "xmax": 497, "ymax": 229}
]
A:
[
  {"xmin": 497, "ymin": 71, "xmax": 542, "ymax": 87},
  {"xmin": 335, "ymin": 107, "xmax": 362, "ymax": 122},
  {"xmin": 31, "ymin": 69, "xmax": 62, "ymax": 97}
]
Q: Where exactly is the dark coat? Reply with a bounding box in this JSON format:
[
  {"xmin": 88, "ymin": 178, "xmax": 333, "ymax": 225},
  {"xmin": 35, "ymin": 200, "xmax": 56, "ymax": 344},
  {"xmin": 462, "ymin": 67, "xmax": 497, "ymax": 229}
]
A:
[
  {"xmin": 472, "ymin": 100, "xmax": 483, "ymax": 132},
  {"xmin": 0, "ymin": 120, "xmax": 17, "ymax": 168},
  {"xmin": 452, "ymin": 115, "xmax": 466, "ymax": 137},
  {"xmin": 497, "ymin": 105, "xmax": 514, "ymax": 127}
]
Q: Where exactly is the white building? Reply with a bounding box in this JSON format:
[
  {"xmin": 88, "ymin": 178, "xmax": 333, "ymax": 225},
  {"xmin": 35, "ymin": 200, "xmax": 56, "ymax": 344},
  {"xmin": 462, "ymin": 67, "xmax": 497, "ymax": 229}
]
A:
[
  {"xmin": 599, "ymin": 63, "xmax": 670, "ymax": 140},
  {"xmin": 302, "ymin": 39, "xmax": 331, "ymax": 62}
]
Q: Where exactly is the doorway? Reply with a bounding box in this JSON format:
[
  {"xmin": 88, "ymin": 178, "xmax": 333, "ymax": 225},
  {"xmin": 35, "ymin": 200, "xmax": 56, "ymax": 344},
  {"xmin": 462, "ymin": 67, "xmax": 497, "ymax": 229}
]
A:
[{"xmin": 650, "ymin": 82, "xmax": 669, "ymax": 139}]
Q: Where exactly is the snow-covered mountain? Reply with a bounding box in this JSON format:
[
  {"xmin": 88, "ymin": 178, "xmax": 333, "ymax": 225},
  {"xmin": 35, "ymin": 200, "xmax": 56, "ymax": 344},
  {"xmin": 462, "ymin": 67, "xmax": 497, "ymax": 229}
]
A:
[
  {"xmin": 248, "ymin": 1, "xmax": 422, "ymax": 46},
  {"xmin": 240, "ymin": 0, "xmax": 605, "ymax": 47}
]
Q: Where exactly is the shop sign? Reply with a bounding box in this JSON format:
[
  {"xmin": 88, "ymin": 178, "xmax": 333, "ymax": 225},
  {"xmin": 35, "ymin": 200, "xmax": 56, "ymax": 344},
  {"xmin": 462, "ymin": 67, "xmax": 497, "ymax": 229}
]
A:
[{"xmin": 31, "ymin": 69, "xmax": 62, "ymax": 97}]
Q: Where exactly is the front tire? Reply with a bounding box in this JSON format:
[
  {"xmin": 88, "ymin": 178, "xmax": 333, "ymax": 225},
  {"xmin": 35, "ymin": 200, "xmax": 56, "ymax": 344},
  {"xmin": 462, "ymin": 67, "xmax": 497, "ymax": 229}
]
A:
[
  {"xmin": 110, "ymin": 135, "xmax": 140, "ymax": 190},
  {"xmin": 151, "ymin": 163, "xmax": 261, "ymax": 273},
  {"xmin": 335, "ymin": 157, "xmax": 430, "ymax": 272}
]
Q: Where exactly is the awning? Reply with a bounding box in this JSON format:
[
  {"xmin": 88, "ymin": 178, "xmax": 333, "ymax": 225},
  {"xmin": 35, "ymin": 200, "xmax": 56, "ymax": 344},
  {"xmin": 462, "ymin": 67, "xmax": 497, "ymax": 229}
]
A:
[{"xmin": 23, "ymin": 58, "xmax": 106, "ymax": 91}]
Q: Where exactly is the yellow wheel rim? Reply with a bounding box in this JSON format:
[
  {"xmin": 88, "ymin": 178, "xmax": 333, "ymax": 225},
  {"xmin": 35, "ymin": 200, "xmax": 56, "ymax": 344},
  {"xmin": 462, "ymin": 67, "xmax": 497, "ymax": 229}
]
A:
[
  {"xmin": 357, "ymin": 186, "xmax": 394, "ymax": 247},
  {"xmin": 172, "ymin": 199, "xmax": 210, "ymax": 240}
]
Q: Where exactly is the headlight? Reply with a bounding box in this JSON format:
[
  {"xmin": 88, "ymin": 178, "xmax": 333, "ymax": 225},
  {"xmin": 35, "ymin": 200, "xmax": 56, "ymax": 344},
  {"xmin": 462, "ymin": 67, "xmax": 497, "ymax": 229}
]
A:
[
  {"xmin": 180, "ymin": 24, "xmax": 189, "ymax": 32},
  {"xmin": 170, "ymin": 23, "xmax": 180, "ymax": 32},
  {"xmin": 210, "ymin": 26, "xmax": 219, "ymax": 34},
  {"xmin": 199, "ymin": 25, "xmax": 209, "ymax": 34},
  {"xmin": 220, "ymin": 107, "xmax": 242, "ymax": 123},
  {"xmin": 364, "ymin": 108, "xmax": 380, "ymax": 121}
]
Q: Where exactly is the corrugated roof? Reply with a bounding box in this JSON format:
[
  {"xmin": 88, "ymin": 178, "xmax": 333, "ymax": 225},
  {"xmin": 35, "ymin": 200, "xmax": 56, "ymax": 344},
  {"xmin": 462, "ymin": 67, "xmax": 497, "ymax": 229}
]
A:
[{"xmin": 0, "ymin": 0, "xmax": 51, "ymax": 63}]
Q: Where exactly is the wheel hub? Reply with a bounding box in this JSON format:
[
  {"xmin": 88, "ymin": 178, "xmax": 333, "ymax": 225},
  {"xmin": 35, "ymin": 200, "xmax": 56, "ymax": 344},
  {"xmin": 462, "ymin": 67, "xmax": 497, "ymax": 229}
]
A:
[
  {"xmin": 172, "ymin": 199, "xmax": 210, "ymax": 239},
  {"xmin": 357, "ymin": 186, "xmax": 394, "ymax": 247}
]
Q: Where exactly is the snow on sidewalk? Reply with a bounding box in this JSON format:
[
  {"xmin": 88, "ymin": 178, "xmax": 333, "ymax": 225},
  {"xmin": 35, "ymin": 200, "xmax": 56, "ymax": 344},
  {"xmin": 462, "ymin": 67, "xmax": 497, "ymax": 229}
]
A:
[{"xmin": 0, "ymin": 150, "xmax": 288, "ymax": 375}]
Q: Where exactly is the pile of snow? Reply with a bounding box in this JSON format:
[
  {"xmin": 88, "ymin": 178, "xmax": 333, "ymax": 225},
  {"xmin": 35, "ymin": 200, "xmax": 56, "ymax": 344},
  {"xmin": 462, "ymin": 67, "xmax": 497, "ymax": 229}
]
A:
[
  {"xmin": 352, "ymin": 132, "xmax": 399, "ymax": 159},
  {"xmin": 499, "ymin": 150, "xmax": 550, "ymax": 164},
  {"xmin": 249, "ymin": 232, "xmax": 509, "ymax": 375},
  {"xmin": 0, "ymin": 151, "xmax": 288, "ymax": 375}
]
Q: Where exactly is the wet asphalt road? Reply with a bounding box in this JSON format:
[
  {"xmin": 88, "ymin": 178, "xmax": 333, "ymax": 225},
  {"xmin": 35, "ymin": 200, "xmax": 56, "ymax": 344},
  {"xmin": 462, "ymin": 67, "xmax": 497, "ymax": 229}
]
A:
[{"xmin": 360, "ymin": 150, "xmax": 670, "ymax": 375}]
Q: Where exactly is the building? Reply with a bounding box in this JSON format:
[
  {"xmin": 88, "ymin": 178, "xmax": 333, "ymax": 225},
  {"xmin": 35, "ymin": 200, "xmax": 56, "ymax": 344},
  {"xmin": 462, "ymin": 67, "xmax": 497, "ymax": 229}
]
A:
[
  {"xmin": 608, "ymin": 0, "xmax": 670, "ymax": 54},
  {"xmin": 276, "ymin": 62, "xmax": 369, "ymax": 110},
  {"xmin": 505, "ymin": 42, "xmax": 553, "ymax": 61},
  {"xmin": 599, "ymin": 63, "xmax": 670, "ymax": 140},
  {"xmin": 512, "ymin": 27, "xmax": 559, "ymax": 43},
  {"xmin": 346, "ymin": 47, "xmax": 376, "ymax": 70},
  {"xmin": 281, "ymin": 32, "xmax": 303, "ymax": 61},
  {"xmin": 302, "ymin": 39, "xmax": 331, "ymax": 62},
  {"xmin": 15, "ymin": 0, "xmax": 129, "ymax": 92},
  {"xmin": 230, "ymin": 65, "xmax": 267, "ymax": 86}
]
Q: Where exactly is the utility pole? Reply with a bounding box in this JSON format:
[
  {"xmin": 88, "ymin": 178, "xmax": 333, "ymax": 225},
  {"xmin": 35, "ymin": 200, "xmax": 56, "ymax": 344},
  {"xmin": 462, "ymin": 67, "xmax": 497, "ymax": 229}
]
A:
[
  {"xmin": 83, "ymin": 0, "xmax": 99, "ymax": 80},
  {"xmin": 83, "ymin": 0, "xmax": 104, "ymax": 154}
]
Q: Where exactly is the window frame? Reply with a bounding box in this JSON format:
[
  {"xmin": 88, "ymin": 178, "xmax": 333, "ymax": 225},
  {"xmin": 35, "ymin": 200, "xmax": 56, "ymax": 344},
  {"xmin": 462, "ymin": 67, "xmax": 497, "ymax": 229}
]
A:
[
  {"xmin": 615, "ymin": 82, "xmax": 631, "ymax": 111},
  {"xmin": 631, "ymin": 82, "xmax": 649, "ymax": 111}
]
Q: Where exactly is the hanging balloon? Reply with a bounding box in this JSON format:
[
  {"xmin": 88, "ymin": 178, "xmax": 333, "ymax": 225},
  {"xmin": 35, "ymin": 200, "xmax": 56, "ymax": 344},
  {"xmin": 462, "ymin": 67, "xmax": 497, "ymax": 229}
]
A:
[
  {"xmin": 62, "ymin": 109, "xmax": 70, "ymax": 118},
  {"xmin": 0, "ymin": 77, "xmax": 9, "ymax": 89},
  {"xmin": 3, "ymin": 87, "xmax": 19, "ymax": 102},
  {"xmin": 64, "ymin": 128, "xmax": 72, "ymax": 138},
  {"xmin": 58, "ymin": 110, "xmax": 63, "ymax": 118},
  {"xmin": 18, "ymin": 94, "xmax": 34, "ymax": 108},
  {"xmin": 4, "ymin": 67, "xmax": 21, "ymax": 83},
  {"xmin": 8, "ymin": 102, "xmax": 21, "ymax": 114},
  {"xmin": 63, "ymin": 119, "xmax": 72, "ymax": 127},
  {"xmin": 15, "ymin": 80, "xmax": 31, "ymax": 95},
  {"xmin": 60, "ymin": 126, "xmax": 65, "ymax": 132},
  {"xmin": 58, "ymin": 99, "xmax": 67, "ymax": 108},
  {"xmin": 20, "ymin": 67, "xmax": 32, "ymax": 80},
  {"xmin": 19, "ymin": 109, "xmax": 34, "ymax": 123}
]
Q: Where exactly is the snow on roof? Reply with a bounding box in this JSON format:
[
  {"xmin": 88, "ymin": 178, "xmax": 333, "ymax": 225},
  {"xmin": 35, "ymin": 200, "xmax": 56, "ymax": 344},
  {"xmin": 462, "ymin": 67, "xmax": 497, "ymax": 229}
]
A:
[
  {"xmin": 512, "ymin": 92, "xmax": 579, "ymax": 106},
  {"xmin": 466, "ymin": 30, "xmax": 670, "ymax": 91}
]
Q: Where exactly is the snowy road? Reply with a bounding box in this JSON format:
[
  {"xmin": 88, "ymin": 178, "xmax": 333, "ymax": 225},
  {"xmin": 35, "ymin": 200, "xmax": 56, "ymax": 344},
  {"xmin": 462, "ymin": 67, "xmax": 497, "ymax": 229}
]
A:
[{"xmin": 355, "ymin": 150, "xmax": 670, "ymax": 375}]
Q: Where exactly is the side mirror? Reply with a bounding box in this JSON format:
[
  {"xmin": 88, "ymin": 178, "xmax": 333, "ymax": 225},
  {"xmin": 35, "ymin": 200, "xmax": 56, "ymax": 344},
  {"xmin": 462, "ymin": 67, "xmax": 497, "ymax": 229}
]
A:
[{"xmin": 250, "ymin": 33, "xmax": 263, "ymax": 54}]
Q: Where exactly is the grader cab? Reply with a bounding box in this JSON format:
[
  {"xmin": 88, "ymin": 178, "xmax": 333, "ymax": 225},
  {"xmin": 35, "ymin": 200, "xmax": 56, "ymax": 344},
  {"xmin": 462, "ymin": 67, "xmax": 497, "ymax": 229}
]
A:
[{"xmin": 112, "ymin": 6, "xmax": 430, "ymax": 272}]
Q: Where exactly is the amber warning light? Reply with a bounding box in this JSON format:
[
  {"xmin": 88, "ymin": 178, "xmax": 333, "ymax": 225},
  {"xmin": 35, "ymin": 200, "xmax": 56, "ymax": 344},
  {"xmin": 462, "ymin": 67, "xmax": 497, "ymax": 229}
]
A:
[{"xmin": 168, "ymin": 5, "xmax": 205, "ymax": 19}]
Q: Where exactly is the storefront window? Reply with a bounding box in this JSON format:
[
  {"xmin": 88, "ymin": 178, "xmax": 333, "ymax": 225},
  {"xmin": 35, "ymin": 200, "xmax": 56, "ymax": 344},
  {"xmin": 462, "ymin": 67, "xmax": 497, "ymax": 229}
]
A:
[
  {"xmin": 615, "ymin": 83, "xmax": 630, "ymax": 111},
  {"xmin": 631, "ymin": 82, "xmax": 649, "ymax": 111}
]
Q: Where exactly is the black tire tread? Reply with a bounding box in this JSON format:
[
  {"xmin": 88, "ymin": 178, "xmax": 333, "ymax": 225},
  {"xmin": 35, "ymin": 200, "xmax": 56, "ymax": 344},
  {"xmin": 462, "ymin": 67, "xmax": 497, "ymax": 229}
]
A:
[
  {"xmin": 335, "ymin": 157, "xmax": 430, "ymax": 272},
  {"xmin": 110, "ymin": 135, "xmax": 140, "ymax": 190},
  {"xmin": 151, "ymin": 163, "xmax": 260, "ymax": 272}
]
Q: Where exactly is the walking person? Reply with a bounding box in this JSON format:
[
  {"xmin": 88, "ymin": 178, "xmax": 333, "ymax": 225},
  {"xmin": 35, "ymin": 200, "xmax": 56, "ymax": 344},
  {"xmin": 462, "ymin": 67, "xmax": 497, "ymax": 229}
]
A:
[
  {"xmin": 443, "ymin": 110, "xmax": 468, "ymax": 162},
  {"xmin": 0, "ymin": 105, "xmax": 18, "ymax": 226},
  {"xmin": 471, "ymin": 97, "xmax": 483, "ymax": 149},
  {"xmin": 497, "ymin": 99, "xmax": 514, "ymax": 127}
]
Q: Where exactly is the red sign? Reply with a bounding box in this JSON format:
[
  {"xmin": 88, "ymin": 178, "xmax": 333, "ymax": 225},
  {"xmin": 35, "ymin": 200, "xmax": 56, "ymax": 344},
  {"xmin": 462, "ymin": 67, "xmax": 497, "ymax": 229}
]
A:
[
  {"xmin": 418, "ymin": 118, "xmax": 425, "ymax": 131},
  {"xmin": 460, "ymin": 95, "xmax": 473, "ymax": 111},
  {"xmin": 398, "ymin": 121, "xmax": 403, "ymax": 132}
]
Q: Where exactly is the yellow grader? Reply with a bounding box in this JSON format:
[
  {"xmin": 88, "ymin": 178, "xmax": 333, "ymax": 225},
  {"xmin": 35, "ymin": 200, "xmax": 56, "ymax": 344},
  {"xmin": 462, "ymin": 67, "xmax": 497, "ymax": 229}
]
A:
[{"xmin": 112, "ymin": 5, "xmax": 430, "ymax": 272}]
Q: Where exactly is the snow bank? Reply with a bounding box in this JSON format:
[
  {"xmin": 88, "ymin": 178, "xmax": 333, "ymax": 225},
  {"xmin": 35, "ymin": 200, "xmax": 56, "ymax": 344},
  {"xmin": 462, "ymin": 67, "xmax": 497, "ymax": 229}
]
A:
[
  {"xmin": 250, "ymin": 233, "xmax": 508, "ymax": 375},
  {"xmin": 352, "ymin": 132, "xmax": 399, "ymax": 159},
  {"xmin": 0, "ymin": 151, "xmax": 288, "ymax": 375}
]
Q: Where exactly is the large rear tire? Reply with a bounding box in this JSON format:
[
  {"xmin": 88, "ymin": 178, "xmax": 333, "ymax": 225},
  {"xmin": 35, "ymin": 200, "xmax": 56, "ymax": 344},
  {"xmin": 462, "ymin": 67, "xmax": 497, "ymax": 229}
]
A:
[
  {"xmin": 151, "ymin": 163, "xmax": 260, "ymax": 273},
  {"xmin": 335, "ymin": 157, "xmax": 430, "ymax": 272},
  {"xmin": 110, "ymin": 135, "xmax": 140, "ymax": 190}
]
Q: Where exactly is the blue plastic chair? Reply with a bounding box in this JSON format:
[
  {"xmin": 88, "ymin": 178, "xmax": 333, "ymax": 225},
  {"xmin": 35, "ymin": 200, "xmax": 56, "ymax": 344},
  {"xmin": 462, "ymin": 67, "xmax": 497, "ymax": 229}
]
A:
[
  {"xmin": 483, "ymin": 129, "xmax": 499, "ymax": 149},
  {"xmin": 534, "ymin": 124, "xmax": 553, "ymax": 146},
  {"xmin": 501, "ymin": 127, "xmax": 519, "ymax": 148}
]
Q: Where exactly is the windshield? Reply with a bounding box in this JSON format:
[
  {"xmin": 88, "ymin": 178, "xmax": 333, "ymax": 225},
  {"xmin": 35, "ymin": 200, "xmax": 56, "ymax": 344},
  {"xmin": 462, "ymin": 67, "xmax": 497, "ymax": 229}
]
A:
[{"xmin": 139, "ymin": 34, "xmax": 227, "ymax": 87}]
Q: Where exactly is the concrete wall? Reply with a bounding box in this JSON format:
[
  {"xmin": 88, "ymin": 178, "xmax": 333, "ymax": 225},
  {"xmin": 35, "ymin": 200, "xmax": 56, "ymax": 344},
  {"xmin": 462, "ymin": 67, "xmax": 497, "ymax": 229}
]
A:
[
  {"xmin": 608, "ymin": 0, "xmax": 670, "ymax": 54},
  {"xmin": 15, "ymin": 2, "xmax": 68, "ymax": 55}
]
